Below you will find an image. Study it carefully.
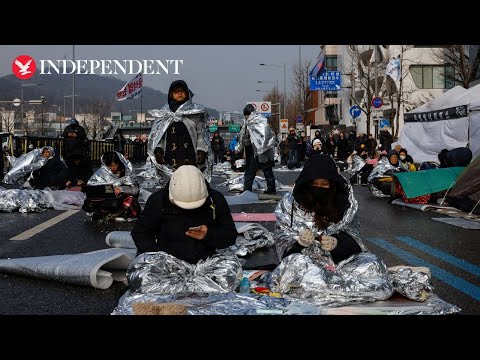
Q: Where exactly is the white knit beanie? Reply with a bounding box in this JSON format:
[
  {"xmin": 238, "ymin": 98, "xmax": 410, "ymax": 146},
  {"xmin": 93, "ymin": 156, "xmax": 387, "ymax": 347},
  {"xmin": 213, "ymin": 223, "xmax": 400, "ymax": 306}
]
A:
[{"xmin": 168, "ymin": 165, "xmax": 208, "ymax": 210}]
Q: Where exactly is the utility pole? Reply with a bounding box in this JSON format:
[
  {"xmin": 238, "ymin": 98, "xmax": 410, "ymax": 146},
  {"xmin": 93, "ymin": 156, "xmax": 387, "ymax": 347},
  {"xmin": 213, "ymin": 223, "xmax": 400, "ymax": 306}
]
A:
[{"xmin": 72, "ymin": 45, "xmax": 76, "ymax": 118}]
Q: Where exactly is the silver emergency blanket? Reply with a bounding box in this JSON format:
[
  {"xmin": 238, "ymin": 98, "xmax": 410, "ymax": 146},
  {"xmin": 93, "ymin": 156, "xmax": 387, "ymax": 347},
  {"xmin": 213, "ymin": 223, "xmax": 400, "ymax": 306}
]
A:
[
  {"xmin": 269, "ymin": 250, "xmax": 394, "ymax": 307},
  {"xmin": 0, "ymin": 187, "xmax": 49, "ymax": 212},
  {"xmin": 146, "ymin": 101, "xmax": 212, "ymax": 188},
  {"xmin": 236, "ymin": 112, "xmax": 276, "ymax": 159},
  {"xmin": 42, "ymin": 188, "xmax": 86, "ymax": 210},
  {"xmin": 225, "ymin": 223, "xmax": 275, "ymax": 257},
  {"xmin": 219, "ymin": 174, "xmax": 284, "ymax": 192},
  {"xmin": 2, "ymin": 146, "xmax": 54, "ymax": 184},
  {"xmin": 367, "ymin": 157, "xmax": 398, "ymax": 183},
  {"xmin": 274, "ymin": 180, "xmax": 367, "ymax": 261},
  {"xmin": 87, "ymin": 151, "xmax": 135, "ymax": 187},
  {"xmin": 321, "ymin": 294, "xmax": 461, "ymax": 315},
  {"xmin": 388, "ymin": 266, "xmax": 434, "ymax": 302},
  {"xmin": 350, "ymin": 154, "xmax": 366, "ymax": 174},
  {"xmin": 0, "ymin": 248, "xmax": 136, "ymax": 289},
  {"xmin": 127, "ymin": 251, "xmax": 243, "ymax": 294},
  {"xmin": 212, "ymin": 161, "xmax": 233, "ymax": 172},
  {"xmin": 369, "ymin": 183, "xmax": 390, "ymax": 198},
  {"xmin": 112, "ymin": 290, "xmax": 323, "ymax": 315}
]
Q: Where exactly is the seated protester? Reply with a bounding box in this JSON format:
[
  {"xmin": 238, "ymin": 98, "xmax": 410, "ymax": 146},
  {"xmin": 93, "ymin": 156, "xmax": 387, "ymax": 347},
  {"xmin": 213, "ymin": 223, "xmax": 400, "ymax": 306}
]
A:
[
  {"xmin": 131, "ymin": 165, "xmax": 237, "ymax": 262},
  {"xmin": 369, "ymin": 150, "xmax": 403, "ymax": 196},
  {"xmin": 29, "ymin": 146, "xmax": 67, "ymax": 190},
  {"xmin": 62, "ymin": 154, "xmax": 93, "ymax": 190},
  {"xmin": 350, "ymin": 144, "xmax": 374, "ymax": 185},
  {"xmin": 446, "ymin": 147, "xmax": 472, "ymax": 167},
  {"xmin": 274, "ymin": 154, "xmax": 367, "ymax": 264},
  {"xmin": 398, "ymin": 148, "xmax": 416, "ymax": 172},
  {"xmin": 83, "ymin": 151, "xmax": 140, "ymax": 221}
]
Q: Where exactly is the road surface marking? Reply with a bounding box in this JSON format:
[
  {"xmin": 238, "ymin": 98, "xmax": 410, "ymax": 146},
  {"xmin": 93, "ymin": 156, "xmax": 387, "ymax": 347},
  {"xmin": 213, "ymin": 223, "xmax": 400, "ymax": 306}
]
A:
[
  {"xmin": 365, "ymin": 237, "xmax": 480, "ymax": 301},
  {"xmin": 10, "ymin": 210, "xmax": 80, "ymax": 241},
  {"xmin": 395, "ymin": 236, "xmax": 480, "ymax": 277}
]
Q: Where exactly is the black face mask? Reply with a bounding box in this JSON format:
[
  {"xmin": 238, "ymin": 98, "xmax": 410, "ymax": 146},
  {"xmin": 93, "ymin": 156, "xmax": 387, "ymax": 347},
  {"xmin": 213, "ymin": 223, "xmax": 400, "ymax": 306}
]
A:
[{"xmin": 310, "ymin": 187, "xmax": 331, "ymax": 204}]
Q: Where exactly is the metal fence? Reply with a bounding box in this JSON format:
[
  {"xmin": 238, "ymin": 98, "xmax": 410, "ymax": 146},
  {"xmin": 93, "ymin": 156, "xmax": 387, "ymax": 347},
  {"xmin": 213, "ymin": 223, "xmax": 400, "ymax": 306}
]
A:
[{"xmin": 5, "ymin": 135, "xmax": 148, "ymax": 166}]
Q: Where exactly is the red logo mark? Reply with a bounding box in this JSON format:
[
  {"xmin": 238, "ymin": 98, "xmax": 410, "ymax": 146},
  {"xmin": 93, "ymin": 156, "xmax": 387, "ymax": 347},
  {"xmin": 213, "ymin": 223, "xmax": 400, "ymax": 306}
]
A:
[{"xmin": 12, "ymin": 55, "xmax": 36, "ymax": 80}]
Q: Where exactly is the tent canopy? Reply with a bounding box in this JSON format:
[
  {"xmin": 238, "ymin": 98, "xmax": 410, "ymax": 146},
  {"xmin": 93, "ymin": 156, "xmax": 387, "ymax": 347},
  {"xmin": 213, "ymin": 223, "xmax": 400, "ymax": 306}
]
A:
[{"xmin": 399, "ymin": 83, "xmax": 480, "ymax": 164}]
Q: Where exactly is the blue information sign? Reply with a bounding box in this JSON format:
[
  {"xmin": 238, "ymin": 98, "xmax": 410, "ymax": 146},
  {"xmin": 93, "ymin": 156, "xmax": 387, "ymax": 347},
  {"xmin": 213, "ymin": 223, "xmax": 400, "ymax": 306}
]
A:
[
  {"xmin": 309, "ymin": 71, "xmax": 341, "ymax": 91},
  {"xmin": 349, "ymin": 106, "xmax": 361, "ymax": 118},
  {"xmin": 379, "ymin": 119, "xmax": 390, "ymax": 129}
]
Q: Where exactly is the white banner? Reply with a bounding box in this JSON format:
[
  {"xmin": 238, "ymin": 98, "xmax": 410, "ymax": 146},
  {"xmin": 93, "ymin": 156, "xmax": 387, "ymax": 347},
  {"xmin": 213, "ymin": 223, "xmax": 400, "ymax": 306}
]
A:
[
  {"xmin": 116, "ymin": 73, "xmax": 143, "ymax": 101},
  {"xmin": 385, "ymin": 58, "xmax": 401, "ymax": 81}
]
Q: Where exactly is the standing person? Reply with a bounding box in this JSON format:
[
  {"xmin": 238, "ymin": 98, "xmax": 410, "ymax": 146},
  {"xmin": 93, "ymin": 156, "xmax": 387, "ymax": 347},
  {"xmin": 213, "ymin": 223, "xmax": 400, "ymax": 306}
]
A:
[
  {"xmin": 286, "ymin": 127, "xmax": 299, "ymax": 169},
  {"xmin": 62, "ymin": 118, "xmax": 88, "ymax": 163},
  {"xmin": 336, "ymin": 131, "xmax": 349, "ymax": 161},
  {"xmin": 236, "ymin": 104, "xmax": 277, "ymax": 194},
  {"xmin": 311, "ymin": 138, "xmax": 324, "ymax": 155},
  {"xmin": 326, "ymin": 133, "xmax": 336, "ymax": 158},
  {"xmin": 62, "ymin": 154, "xmax": 93, "ymax": 189},
  {"xmin": 211, "ymin": 131, "xmax": 224, "ymax": 165},
  {"xmin": 131, "ymin": 165, "xmax": 237, "ymax": 262},
  {"xmin": 379, "ymin": 129, "xmax": 393, "ymax": 151},
  {"xmin": 113, "ymin": 129, "xmax": 127, "ymax": 155},
  {"xmin": 274, "ymin": 154, "xmax": 367, "ymax": 264},
  {"xmin": 146, "ymin": 80, "xmax": 210, "ymax": 187},
  {"xmin": 366, "ymin": 133, "xmax": 377, "ymax": 158}
]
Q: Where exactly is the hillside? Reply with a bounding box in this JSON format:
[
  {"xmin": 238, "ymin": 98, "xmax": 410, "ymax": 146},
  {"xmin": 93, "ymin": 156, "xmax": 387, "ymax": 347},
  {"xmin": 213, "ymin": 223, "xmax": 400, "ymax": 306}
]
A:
[{"xmin": 0, "ymin": 73, "xmax": 219, "ymax": 118}]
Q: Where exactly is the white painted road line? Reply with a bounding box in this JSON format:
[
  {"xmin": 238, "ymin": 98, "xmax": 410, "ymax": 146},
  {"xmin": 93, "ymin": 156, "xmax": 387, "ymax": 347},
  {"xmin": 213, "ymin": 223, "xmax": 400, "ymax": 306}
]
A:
[{"xmin": 10, "ymin": 210, "xmax": 80, "ymax": 241}]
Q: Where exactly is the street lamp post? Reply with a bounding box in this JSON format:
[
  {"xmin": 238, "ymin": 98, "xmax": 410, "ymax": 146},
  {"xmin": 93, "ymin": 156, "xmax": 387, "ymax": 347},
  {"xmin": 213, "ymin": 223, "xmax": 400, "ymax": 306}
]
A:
[
  {"xmin": 20, "ymin": 83, "xmax": 43, "ymax": 135},
  {"xmin": 63, "ymin": 94, "xmax": 79, "ymax": 132},
  {"xmin": 260, "ymin": 63, "xmax": 286, "ymax": 119}
]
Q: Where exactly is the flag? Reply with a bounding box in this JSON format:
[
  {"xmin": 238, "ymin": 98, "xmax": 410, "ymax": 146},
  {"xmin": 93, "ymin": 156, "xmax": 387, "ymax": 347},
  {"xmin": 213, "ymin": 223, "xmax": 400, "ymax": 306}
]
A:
[
  {"xmin": 385, "ymin": 58, "xmax": 401, "ymax": 81},
  {"xmin": 310, "ymin": 48, "xmax": 327, "ymax": 79},
  {"xmin": 116, "ymin": 73, "xmax": 143, "ymax": 101}
]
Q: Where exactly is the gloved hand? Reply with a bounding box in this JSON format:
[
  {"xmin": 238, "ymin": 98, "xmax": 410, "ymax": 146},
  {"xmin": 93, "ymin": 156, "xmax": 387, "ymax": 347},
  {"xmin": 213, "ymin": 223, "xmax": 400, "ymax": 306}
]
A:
[
  {"xmin": 196, "ymin": 150, "xmax": 207, "ymax": 165},
  {"xmin": 298, "ymin": 228, "xmax": 315, "ymax": 247},
  {"xmin": 320, "ymin": 235, "xmax": 337, "ymax": 252}
]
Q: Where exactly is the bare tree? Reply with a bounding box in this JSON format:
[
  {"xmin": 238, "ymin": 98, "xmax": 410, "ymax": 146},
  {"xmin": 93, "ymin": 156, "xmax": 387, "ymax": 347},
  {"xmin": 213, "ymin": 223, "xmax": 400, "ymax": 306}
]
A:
[
  {"xmin": 432, "ymin": 45, "xmax": 480, "ymax": 89},
  {"xmin": 342, "ymin": 45, "xmax": 389, "ymax": 136},
  {"xmin": 291, "ymin": 59, "xmax": 313, "ymax": 125},
  {"xmin": 0, "ymin": 105, "xmax": 16, "ymax": 133},
  {"xmin": 80, "ymin": 98, "xmax": 112, "ymax": 139}
]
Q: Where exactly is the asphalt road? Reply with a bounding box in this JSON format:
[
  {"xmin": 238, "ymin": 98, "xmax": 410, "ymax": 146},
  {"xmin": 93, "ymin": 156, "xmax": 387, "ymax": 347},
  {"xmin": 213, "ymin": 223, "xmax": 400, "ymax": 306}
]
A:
[{"xmin": 0, "ymin": 164, "xmax": 478, "ymax": 315}]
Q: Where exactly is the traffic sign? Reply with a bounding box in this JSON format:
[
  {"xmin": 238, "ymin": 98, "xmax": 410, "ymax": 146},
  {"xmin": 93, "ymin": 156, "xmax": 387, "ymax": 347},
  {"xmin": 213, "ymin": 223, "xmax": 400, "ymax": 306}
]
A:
[
  {"xmin": 13, "ymin": 98, "xmax": 21, "ymax": 107},
  {"xmin": 379, "ymin": 119, "xmax": 390, "ymax": 129},
  {"xmin": 209, "ymin": 124, "xmax": 218, "ymax": 132},
  {"xmin": 349, "ymin": 106, "xmax": 361, "ymax": 118},
  {"xmin": 296, "ymin": 115, "xmax": 303, "ymax": 123},
  {"xmin": 372, "ymin": 96, "xmax": 383, "ymax": 108},
  {"xmin": 228, "ymin": 124, "xmax": 241, "ymax": 132},
  {"xmin": 280, "ymin": 119, "xmax": 288, "ymax": 134}
]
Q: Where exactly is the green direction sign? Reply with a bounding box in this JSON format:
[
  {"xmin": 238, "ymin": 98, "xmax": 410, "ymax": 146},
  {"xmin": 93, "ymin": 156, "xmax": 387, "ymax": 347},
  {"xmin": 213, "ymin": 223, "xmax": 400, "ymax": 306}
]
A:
[
  {"xmin": 209, "ymin": 125, "xmax": 218, "ymax": 132},
  {"xmin": 228, "ymin": 124, "xmax": 241, "ymax": 132}
]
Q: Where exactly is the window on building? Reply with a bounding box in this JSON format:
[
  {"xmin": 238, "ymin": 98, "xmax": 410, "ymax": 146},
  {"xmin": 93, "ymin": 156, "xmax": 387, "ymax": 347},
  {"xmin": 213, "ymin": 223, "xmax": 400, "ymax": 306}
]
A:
[
  {"xmin": 326, "ymin": 56, "xmax": 337, "ymax": 71},
  {"xmin": 409, "ymin": 65, "xmax": 455, "ymax": 89}
]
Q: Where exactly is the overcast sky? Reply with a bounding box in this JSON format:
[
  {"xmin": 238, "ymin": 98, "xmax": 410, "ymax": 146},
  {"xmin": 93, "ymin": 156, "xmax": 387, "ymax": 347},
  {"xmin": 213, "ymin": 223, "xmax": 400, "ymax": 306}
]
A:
[{"xmin": 0, "ymin": 45, "xmax": 322, "ymax": 113}]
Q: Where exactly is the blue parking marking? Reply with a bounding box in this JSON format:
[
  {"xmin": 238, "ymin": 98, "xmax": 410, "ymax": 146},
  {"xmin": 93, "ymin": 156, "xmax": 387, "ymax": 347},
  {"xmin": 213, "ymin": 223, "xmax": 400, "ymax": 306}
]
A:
[
  {"xmin": 365, "ymin": 237, "xmax": 480, "ymax": 301},
  {"xmin": 395, "ymin": 236, "xmax": 480, "ymax": 277}
]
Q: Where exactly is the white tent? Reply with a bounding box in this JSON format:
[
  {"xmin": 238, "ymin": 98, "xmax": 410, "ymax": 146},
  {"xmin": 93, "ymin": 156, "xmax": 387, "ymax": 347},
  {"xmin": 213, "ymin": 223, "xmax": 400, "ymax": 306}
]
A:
[{"xmin": 398, "ymin": 84, "xmax": 480, "ymax": 164}]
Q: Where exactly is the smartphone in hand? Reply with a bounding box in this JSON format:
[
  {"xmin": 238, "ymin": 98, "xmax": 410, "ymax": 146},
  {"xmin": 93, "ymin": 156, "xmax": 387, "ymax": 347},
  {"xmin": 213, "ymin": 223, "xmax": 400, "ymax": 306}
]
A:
[{"xmin": 189, "ymin": 226, "xmax": 202, "ymax": 231}]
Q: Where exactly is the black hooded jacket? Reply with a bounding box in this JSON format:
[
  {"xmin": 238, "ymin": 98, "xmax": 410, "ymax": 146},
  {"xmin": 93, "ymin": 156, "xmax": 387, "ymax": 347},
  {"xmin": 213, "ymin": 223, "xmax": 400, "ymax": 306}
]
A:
[
  {"xmin": 131, "ymin": 182, "xmax": 237, "ymax": 264},
  {"xmin": 288, "ymin": 154, "xmax": 362, "ymax": 263}
]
